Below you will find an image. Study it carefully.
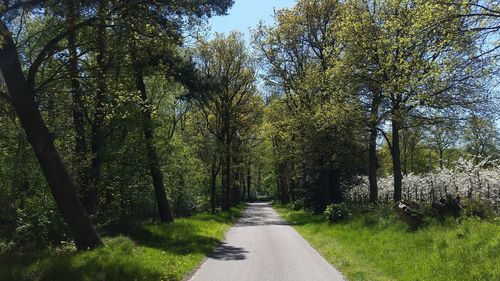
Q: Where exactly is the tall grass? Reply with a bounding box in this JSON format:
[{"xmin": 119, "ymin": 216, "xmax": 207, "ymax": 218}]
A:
[
  {"xmin": 0, "ymin": 208, "xmax": 241, "ymax": 281},
  {"xmin": 275, "ymin": 205, "xmax": 500, "ymax": 281}
]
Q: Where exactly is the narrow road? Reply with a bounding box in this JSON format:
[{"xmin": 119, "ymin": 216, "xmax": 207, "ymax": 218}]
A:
[{"xmin": 188, "ymin": 202, "xmax": 345, "ymax": 281}]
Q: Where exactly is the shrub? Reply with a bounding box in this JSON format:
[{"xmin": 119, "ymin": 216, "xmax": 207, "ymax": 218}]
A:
[
  {"xmin": 291, "ymin": 198, "xmax": 304, "ymax": 211},
  {"xmin": 324, "ymin": 203, "xmax": 350, "ymax": 223},
  {"xmin": 362, "ymin": 203, "xmax": 394, "ymax": 226},
  {"xmin": 430, "ymin": 195, "xmax": 462, "ymax": 220},
  {"xmin": 14, "ymin": 194, "xmax": 69, "ymax": 248},
  {"xmin": 461, "ymin": 198, "xmax": 494, "ymax": 218}
]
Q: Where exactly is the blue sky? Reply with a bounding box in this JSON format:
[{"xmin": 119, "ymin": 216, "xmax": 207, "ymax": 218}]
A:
[{"xmin": 208, "ymin": 0, "xmax": 296, "ymax": 44}]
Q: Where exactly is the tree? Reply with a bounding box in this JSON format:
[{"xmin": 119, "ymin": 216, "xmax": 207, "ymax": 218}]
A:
[
  {"xmin": 255, "ymin": 0, "xmax": 366, "ymax": 210},
  {"xmin": 464, "ymin": 116, "xmax": 499, "ymax": 161},
  {"xmin": 342, "ymin": 0, "xmax": 488, "ymax": 201},
  {"xmin": 337, "ymin": 0, "xmax": 387, "ymax": 202},
  {"xmin": 0, "ymin": 2, "xmax": 102, "ymax": 250},
  {"xmin": 426, "ymin": 122, "xmax": 458, "ymax": 169},
  {"xmin": 195, "ymin": 32, "xmax": 260, "ymax": 211},
  {"xmin": 0, "ymin": 0, "xmax": 234, "ymax": 247}
]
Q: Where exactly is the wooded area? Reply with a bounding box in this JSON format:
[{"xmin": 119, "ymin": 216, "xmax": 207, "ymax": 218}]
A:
[{"xmin": 0, "ymin": 0, "xmax": 498, "ymax": 273}]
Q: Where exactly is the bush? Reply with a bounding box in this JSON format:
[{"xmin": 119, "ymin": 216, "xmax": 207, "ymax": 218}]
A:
[
  {"xmin": 324, "ymin": 203, "xmax": 350, "ymax": 223},
  {"xmin": 461, "ymin": 199, "xmax": 494, "ymax": 218},
  {"xmin": 424, "ymin": 195, "xmax": 463, "ymax": 222},
  {"xmin": 291, "ymin": 199, "xmax": 305, "ymax": 211},
  {"xmin": 14, "ymin": 194, "xmax": 69, "ymax": 248},
  {"xmin": 362, "ymin": 203, "xmax": 394, "ymax": 226}
]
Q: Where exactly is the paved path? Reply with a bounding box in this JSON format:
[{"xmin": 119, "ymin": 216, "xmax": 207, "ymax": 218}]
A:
[{"xmin": 188, "ymin": 202, "xmax": 345, "ymax": 281}]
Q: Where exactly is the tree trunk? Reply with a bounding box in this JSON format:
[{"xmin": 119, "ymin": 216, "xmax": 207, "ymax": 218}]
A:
[
  {"xmin": 368, "ymin": 126, "xmax": 378, "ymax": 203},
  {"xmin": 403, "ymin": 138, "xmax": 408, "ymax": 176},
  {"xmin": 391, "ymin": 117, "xmax": 403, "ymax": 202},
  {"xmin": 0, "ymin": 22, "xmax": 102, "ymax": 250},
  {"xmin": 275, "ymin": 162, "xmax": 281, "ymax": 202},
  {"xmin": 257, "ymin": 167, "xmax": 261, "ymax": 196},
  {"xmin": 246, "ymin": 164, "xmax": 251, "ymax": 198},
  {"xmin": 279, "ymin": 162, "xmax": 290, "ymax": 204},
  {"xmin": 289, "ymin": 160, "xmax": 295, "ymax": 201},
  {"xmin": 176, "ymin": 174, "xmax": 185, "ymax": 216},
  {"xmin": 210, "ymin": 154, "xmax": 218, "ymax": 213},
  {"xmin": 130, "ymin": 47, "xmax": 174, "ymax": 223},
  {"xmin": 65, "ymin": 0, "xmax": 89, "ymax": 203},
  {"xmin": 368, "ymin": 91, "xmax": 381, "ymax": 203},
  {"xmin": 221, "ymin": 138, "xmax": 231, "ymax": 211},
  {"xmin": 439, "ymin": 147, "xmax": 444, "ymax": 169},
  {"xmin": 329, "ymin": 169, "xmax": 342, "ymax": 203},
  {"xmin": 232, "ymin": 166, "xmax": 240, "ymax": 206},
  {"xmin": 84, "ymin": 0, "xmax": 107, "ymax": 213}
]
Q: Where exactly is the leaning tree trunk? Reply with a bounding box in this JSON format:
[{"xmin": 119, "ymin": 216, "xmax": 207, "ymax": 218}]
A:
[
  {"xmin": 130, "ymin": 47, "xmax": 174, "ymax": 223},
  {"xmin": 0, "ymin": 21, "xmax": 102, "ymax": 250}
]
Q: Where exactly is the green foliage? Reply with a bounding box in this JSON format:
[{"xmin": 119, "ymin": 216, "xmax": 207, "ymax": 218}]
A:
[
  {"xmin": 461, "ymin": 199, "xmax": 495, "ymax": 219},
  {"xmin": 361, "ymin": 203, "xmax": 396, "ymax": 227},
  {"xmin": 276, "ymin": 204, "xmax": 500, "ymax": 281},
  {"xmin": 291, "ymin": 198, "xmax": 305, "ymax": 211},
  {"xmin": 14, "ymin": 194, "xmax": 70, "ymax": 248},
  {"xmin": 0, "ymin": 207, "xmax": 242, "ymax": 281},
  {"xmin": 324, "ymin": 203, "xmax": 351, "ymax": 223},
  {"xmin": 0, "ymin": 0, "xmax": 498, "ymax": 265}
]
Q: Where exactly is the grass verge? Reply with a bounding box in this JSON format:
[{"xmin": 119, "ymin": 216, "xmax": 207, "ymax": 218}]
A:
[
  {"xmin": 0, "ymin": 207, "xmax": 242, "ymax": 281},
  {"xmin": 274, "ymin": 204, "xmax": 499, "ymax": 281}
]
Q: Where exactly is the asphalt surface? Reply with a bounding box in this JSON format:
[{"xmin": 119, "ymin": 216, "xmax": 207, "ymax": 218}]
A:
[{"xmin": 188, "ymin": 202, "xmax": 345, "ymax": 281}]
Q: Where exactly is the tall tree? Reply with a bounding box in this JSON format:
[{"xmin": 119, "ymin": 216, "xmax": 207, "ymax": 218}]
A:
[
  {"xmin": 464, "ymin": 116, "xmax": 499, "ymax": 161},
  {"xmin": 255, "ymin": 0, "xmax": 365, "ymax": 209},
  {"xmin": 342, "ymin": 0, "xmax": 488, "ymax": 201},
  {"xmin": 195, "ymin": 32, "xmax": 259, "ymax": 211},
  {"xmin": 0, "ymin": 2, "xmax": 102, "ymax": 250}
]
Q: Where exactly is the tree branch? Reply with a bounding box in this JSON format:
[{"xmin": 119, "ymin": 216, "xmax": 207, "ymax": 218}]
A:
[
  {"xmin": 376, "ymin": 127, "xmax": 392, "ymax": 151},
  {"xmin": 27, "ymin": 17, "xmax": 97, "ymax": 89}
]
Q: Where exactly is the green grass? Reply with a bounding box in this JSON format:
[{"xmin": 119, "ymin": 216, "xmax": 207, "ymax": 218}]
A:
[
  {"xmin": 274, "ymin": 204, "xmax": 500, "ymax": 281},
  {"xmin": 0, "ymin": 207, "xmax": 242, "ymax": 281}
]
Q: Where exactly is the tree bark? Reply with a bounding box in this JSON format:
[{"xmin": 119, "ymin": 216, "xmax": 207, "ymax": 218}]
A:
[
  {"xmin": 65, "ymin": 0, "xmax": 89, "ymax": 203},
  {"xmin": 84, "ymin": 0, "xmax": 107, "ymax": 213},
  {"xmin": 246, "ymin": 164, "xmax": 251, "ymax": 198},
  {"xmin": 368, "ymin": 128, "xmax": 379, "ymax": 203},
  {"xmin": 210, "ymin": 154, "xmax": 219, "ymax": 213},
  {"xmin": 279, "ymin": 161, "xmax": 290, "ymax": 204},
  {"xmin": 130, "ymin": 46, "xmax": 174, "ymax": 223},
  {"xmin": 231, "ymin": 166, "xmax": 240, "ymax": 206},
  {"xmin": 221, "ymin": 138, "xmax": 231, "ymax": 211},
  {"xmin": 439, "ymin": 147, "xmax": 444, "ymax": 169},
  {"xmin": 329, "ymin": 169, "xmax": 342, "ymax": 203},
  {"xmin": 275, "ymin": 162, "xmax": 281, "ymax": 202},
  {"xmin": 0, "ymin": 21, "xmax": 102, "ymax": 250},
  {"xmin": 368, "ymin": 91, "xmax": 381, "ymax": 203},
  {"xmin": 391, "ymin": 117, "xmax": 403, "ymax": 202},
  {"xmin": 176, "ymin": 173, "xmax": 185, "ymax": 216}
]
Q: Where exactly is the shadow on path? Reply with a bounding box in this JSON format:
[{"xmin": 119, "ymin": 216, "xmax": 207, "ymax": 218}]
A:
[{"xmin": 207, "ymin": 242, "xmax": 249, "ymax": 260}]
